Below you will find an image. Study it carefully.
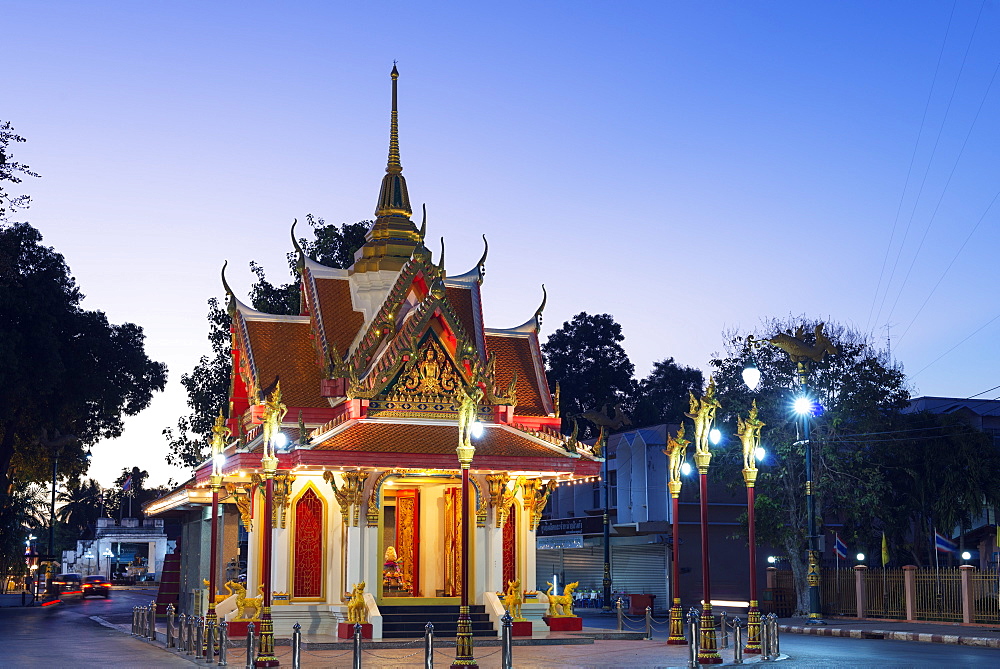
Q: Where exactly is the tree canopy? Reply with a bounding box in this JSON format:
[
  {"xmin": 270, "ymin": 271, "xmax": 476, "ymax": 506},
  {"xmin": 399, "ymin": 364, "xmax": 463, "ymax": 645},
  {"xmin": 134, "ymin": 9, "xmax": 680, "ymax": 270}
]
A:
[
  {"xmin": 631, "ymin": 357, "xmax": 704, "ymax": 427},
  {"xmin": 0, "ymin": 121, "xmax": 39, "ymax": 222},
  {"xmin": 164, "ymin": 217, "xmax": 368, "ymax": 468}
]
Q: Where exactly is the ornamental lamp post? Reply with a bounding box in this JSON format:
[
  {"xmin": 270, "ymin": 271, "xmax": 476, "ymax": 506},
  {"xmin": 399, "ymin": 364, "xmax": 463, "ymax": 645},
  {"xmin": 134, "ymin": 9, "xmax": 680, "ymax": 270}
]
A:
[
  {"xmin": 206, "ymin": 411, "xmax": 231, "ymax": 647},
  {"xmin": 664, "ymin": 425, "xmax": 691, "ymax": 644},
  {"xmin": 741, "ymin": 323, "xmax": 837, "ymax": 626},
  {"xmin": 453, "ymin": 382, "xmax": 484, "ymax": 669},
  {"xmin": 102, "ymin": 548, "xmax": 114, "ymax": 581},
  {"xmin": 737, "ymin": 400, "xmax": 765, "ymax": 654},
  {"xmin": 687, "ymin": 377, "xmax": 722, "ymax": 665},
  {"xmin": 256, "ymin": 383, "xmax": 287, "ymax": 667}
]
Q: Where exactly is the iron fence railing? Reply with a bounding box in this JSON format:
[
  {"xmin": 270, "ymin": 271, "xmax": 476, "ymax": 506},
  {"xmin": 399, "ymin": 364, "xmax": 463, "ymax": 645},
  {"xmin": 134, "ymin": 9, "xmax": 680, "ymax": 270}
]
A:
[
  {"xmin": 914, "ymin": 568, "xmax": 962, "ymax": 623},
  {"xmin": 821, "ymin": 568, "xmax": 856, "ymax": 617}
]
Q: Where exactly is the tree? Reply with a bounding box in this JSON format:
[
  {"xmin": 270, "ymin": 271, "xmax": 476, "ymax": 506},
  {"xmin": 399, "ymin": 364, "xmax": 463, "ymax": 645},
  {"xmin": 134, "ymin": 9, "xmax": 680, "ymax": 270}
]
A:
[
  {"xmin": 0, "ymin": 121, "xmax": 40, "ymax": 222},
  {"xmin": 543, "ymin": 312, "xmax": 636, "ymax": 436},
  {"xmin": 164, "ymin": 217, "xmax": 368, "ymax": 468},
  {"xmin": 103, "ymin": 467, "xmax": 166, "ymax": 520},
  {"xmin": 56, "ymin": 478, "xmax": 104, "ymax": 540},
  {"xmin": 631, "ymin": 358, "xmax": 704, "ymax": 427},
  {"xmin": 0, "ymin": 221, "xmax": 168, "ymax": 500},
  {"xmin": 709, "ymin": 317, "xmax": 909, "ymax": 615}
]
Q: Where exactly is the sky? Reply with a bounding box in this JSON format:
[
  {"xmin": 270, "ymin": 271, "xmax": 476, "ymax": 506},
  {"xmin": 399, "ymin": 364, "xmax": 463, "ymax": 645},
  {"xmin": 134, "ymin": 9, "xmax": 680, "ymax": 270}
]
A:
[{"xmin": 6, "ymin": 1, "xmax": 1000, "ymax": 489}]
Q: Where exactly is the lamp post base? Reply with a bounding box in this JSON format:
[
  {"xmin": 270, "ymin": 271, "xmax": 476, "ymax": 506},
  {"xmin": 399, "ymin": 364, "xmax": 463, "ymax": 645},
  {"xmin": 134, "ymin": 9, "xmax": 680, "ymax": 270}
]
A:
[
  {"xmin": 666, "ymin": 598, "xmax": 686, "ymax": 644},
  {"xmin": 806, "ymin": 614, "xmax": 827, "ymax": 626},
  {"xmin": 697, "ymin": 602, "xmax": 722, "ymax": 664},
  {"xmin": 255, "ymin": 608, "xmax": 280, "ymax": 667},
  {"xmin": 451, "ymin": 605, "xmax": 478, "ymax": 668},
  {"xmin": 743, "ymin": 601, "xmax": 762, "ymax": 654}
]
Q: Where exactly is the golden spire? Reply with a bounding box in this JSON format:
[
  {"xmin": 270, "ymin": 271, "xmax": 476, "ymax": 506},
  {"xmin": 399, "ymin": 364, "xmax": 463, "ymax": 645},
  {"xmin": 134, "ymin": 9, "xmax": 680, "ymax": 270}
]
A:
[
  {"xmin": 375, "ymin": 63, "xmax": 412, "ymax": 218},
  {"xmin": 352, "ymin": 64, "xmax": 422, "ymax": 274}
]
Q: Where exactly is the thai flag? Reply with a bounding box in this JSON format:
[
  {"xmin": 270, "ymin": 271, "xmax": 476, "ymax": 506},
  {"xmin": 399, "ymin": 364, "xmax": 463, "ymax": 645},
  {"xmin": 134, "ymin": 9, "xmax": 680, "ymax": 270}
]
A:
[
  {"xmin": 935, "ymin": 530, "xmax": 957, "ymax": 554},
  {"xmin": 122, "ymin": 475, "xmax": 133, "ymax": 492},
  {"xmin": 834, "ymin": 534, "xmax": 848, "ymax": 559}
]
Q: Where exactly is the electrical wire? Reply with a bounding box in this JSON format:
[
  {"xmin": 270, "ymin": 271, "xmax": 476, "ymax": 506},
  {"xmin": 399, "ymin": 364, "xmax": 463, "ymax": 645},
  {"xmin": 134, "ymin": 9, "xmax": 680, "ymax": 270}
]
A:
[
  {"xmin": 909, "ymin": 310, "xmax": 1000, "ymax": 379},
  {"xmin": 866, "ymin": 0, "xmax": 958, "ymax": 334}
]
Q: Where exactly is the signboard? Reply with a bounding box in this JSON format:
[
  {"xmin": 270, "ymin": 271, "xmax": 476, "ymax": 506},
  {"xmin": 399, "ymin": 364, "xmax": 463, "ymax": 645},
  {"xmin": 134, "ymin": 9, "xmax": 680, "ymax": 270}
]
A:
[
  {"xmin": 537, "ymin": 535, "xmax": 584, "ymax": 550},
  {"xmin": 537, "ymin": 516, "xmax": 604, "ymax": 536}
]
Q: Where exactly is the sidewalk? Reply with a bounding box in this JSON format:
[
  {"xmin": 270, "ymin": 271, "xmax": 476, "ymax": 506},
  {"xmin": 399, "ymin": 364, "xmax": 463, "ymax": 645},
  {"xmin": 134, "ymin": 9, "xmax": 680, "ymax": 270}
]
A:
[{"xmin": 778, "ymin": 615, "xmax": 1000, "ymax": 648}]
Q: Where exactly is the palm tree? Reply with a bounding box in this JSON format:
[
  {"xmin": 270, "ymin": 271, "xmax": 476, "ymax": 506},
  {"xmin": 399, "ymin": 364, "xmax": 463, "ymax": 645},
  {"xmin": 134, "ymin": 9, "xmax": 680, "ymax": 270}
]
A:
[{"xmin": 57, "ymin": 478, "xmax": 103, "ymax": 539}]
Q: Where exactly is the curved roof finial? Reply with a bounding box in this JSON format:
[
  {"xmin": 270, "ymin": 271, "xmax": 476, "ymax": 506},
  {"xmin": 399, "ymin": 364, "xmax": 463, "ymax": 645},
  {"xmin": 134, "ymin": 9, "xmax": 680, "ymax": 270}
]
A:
[
  {"xmin": 290, "ymin": 219, "xmax": 306, "ymax": 273},
  {"xmin": 419, "ymin": 203, "xmax": 427, "ymax": 241},
  {"xmin": 476, "ymin": 235, "xmax": 489, "ymax": 284},
  {"xmin": 221, "ymin": 260, "xmax": 237, "ymax": 316},
  {"xmin": 437, "ymin": 236, "xmax": 446, "ymax": 273},
  {"xmin": 534, "ymin": 284, "xmax": 547, "ymax": 327}
]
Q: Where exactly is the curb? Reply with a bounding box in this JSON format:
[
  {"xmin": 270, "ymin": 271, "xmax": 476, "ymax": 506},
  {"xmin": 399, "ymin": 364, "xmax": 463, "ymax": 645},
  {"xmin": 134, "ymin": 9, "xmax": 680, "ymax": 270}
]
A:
[{"xmin": 780, "ymin": 624, "xmax": 1000, "ymax": 648}]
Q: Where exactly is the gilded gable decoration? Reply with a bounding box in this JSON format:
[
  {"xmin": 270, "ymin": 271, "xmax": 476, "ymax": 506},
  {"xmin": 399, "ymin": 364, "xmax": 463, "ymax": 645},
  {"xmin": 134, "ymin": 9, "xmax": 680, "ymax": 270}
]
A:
[
  {"xmin": 401, "ymin": 341, "xmax": 460, "ymax": 395},
  {"xmin": 226, "ymin": 482, "xmax": 254, "ymax": 532},
  {"xmin": 324, "ymin": 470, "xmax": 368, "ymax": 527},
  {"xmin": 520, "ymin": 476, "xmax": 552, "ymax": 531},
  {"xmin": 273, "ymin": 473, "xmax": 296, "ymax": 528}
]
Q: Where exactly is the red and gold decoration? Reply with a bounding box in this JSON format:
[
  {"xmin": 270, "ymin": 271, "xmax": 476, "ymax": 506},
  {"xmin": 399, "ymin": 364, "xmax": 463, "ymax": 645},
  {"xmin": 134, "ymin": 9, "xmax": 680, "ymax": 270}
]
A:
[
  {"xmin": 687, "ymin": 378, "xmax": 722, "ymax": 665},
  {"xmin": 665, "ymin": 424, "xmax": 689, "ymax": 645},
  {"xmin": 453, "ymin": 383, "xmax": 479, "ymax": 669},
  {"xmin": 292, "ymin": 487, "xmax": 323, "ymax": 599},
  {"xmin": 738, "ymin": 401, "xmax": 765, "ymax": 654},
  {"xmin": 256, "ymin": 383, "xmax": 286, "ymax": 667},
  {"xmin": 205, "ymin": 411, "xmax": 230, "ymax": 651}
]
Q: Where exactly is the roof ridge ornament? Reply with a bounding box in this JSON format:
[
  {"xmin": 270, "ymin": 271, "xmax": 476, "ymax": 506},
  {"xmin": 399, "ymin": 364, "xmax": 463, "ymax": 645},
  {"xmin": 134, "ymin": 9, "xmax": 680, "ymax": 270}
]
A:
[
  {"xmin": 221, "ymin": 260, "xmax": 237, "ymax": 317},
  {"xmin": 290, "ymin": 219, "xmax": 305, "ymax": 274}
]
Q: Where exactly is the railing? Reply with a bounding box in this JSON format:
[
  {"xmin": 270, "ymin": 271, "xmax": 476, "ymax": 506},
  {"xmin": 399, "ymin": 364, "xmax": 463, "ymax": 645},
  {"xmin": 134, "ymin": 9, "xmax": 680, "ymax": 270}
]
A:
[
  {"xmin": 914, "ymin": 568, "xmax": 962, "ymax": 622},
  {"xmin": 821, "ymin": 568, "xmax": 857, "ymax": 617},
  {"xmin": 970, "ymin": 571, "xmax": 1000, "ymax": 625},
  {"xmin": 864, "ymin": 569, "xmax": 906, "ymax": 620}
]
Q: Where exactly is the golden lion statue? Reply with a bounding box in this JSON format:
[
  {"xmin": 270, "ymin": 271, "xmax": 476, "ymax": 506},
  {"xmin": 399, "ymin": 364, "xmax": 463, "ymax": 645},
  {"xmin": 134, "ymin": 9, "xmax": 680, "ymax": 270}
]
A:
[
  {"xmin": 347, "ymin": 581, "xmax": 368, "ymax": 624},
  {"xmin": 545, "ymin": 581, "xmax": 578, "ymax": 617},
  {"xmin": 503, "ymin": 578, "xmax": 524, "ymax": 621},
  {"xmin": 224, "ymin": 580, "xmax": 262, "ymax": 621}
]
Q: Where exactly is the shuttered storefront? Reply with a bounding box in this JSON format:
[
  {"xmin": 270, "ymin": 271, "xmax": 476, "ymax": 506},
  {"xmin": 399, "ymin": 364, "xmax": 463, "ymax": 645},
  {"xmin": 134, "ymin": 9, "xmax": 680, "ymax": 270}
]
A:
[{"xmin": 535, "ymin": 543, "xmax": 669, "ymax": 612}]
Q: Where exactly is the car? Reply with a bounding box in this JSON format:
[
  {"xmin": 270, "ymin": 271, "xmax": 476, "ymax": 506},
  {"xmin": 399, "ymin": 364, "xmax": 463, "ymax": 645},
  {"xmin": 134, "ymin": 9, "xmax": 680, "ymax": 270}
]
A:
[
  {"xmin": 48, "ymin": 573, "xmax": 83, "ymax": 599},
  {"xmin": 82, "ymin": 575, "xmax": 111, "ymax": 598}
]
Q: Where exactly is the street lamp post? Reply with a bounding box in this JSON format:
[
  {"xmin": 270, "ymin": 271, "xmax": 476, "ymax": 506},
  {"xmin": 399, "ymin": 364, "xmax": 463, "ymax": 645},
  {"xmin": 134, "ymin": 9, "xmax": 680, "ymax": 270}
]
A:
[
  {"xmin": 742, "ymin": 323, "xmax": 837, "ymax": 626},
  {"xmin": 665, "ymin": 425, "xmax": 690, "ymax": 644},
  {"xmin": 83, "ymin": 552, "xmax": 95, "ymax": 576},
  {"xmin": 602, "ymin": 434, "xmax": 613, "ymax": 613},
  {"xmin": 102, "ymin": 548, "xmax": 114, "ymax": 581},
  {"xmin": 453, "ymin": 383, "xmax": 483, "ymax": 668},
  {"xmin": 688, "ymin": 378, "xmax": 722, "ymax": 664},
  {"xmin": 207, "ymin": 411, "xmax": 231, "ymax": 649},
  {"xmin": 738, "ymin": 401, "xmax": 765, "ymax": 653},
  {"xmin": 256, "ymin": 384, "xmax": 286, "ymax": 667}
]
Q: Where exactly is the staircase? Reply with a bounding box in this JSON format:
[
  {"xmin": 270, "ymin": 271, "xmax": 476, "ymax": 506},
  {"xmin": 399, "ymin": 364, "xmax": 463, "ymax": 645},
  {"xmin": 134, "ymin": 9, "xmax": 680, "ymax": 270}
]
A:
[
  {"xmin": 154, "ymin": 550, "xmax": 181, "ymax": 614},
  {"xmin": 379, "ymin": 604, "xmax": 495, "ymax": 639}
]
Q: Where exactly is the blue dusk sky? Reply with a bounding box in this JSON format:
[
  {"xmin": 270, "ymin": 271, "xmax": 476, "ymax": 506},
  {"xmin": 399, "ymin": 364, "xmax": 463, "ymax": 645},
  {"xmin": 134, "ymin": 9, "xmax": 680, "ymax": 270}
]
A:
[{"xmin": 5, "ymin": 1, "xmax": 1000, "ymax": 488}]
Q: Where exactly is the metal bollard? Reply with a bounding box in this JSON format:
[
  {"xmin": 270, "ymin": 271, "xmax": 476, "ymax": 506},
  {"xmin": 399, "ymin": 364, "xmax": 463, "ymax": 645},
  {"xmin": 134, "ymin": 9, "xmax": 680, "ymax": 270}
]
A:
[
  {"xmin": 770, "ymin": 613, "xmax": 780, "ymax": 657},
  {"xmin": 177, "ymin": 614, "xmax": 185, "ymax": 652},
  {"xmin": 291, "ymin": 622, "xmax": 301, "ymax": 669},
  {"xmin": 732, "ymin": 617, "xmax": 743, "ymax": 664},
  {"xmin": 686, "ymin": 608, "xmax": 700, "ymax": 669},
  {"xmin": 195, "ymin": 617, "xmax": 204, "ymax": 659},
  {"xmin": 245, "ymin": 622, "xmax": 256, "ymax": 669},
  {"xmin": 644, "ymin": 606, "xmax": 652, "ymax": 640},
  {"xmin": 150, "ymin": 601, "xmax": 158, "ymax": 640},
  {"xmin": 424, "ymin": 621, "xmax": 434, "ymax": 669},
  {"xmin": 352, "ymin": 622, "xmax": 363, "ymax": 669},
  {"xmin": 616, "ymin": 597, "xmax": 623, "ymax": 631},
  {"xmin": 218, "ymin": 620, "xmax": 229, "ymax": 666},
  {"xmin": 206, "ymin": 618, "xmax": 216, "ymax": 663},
  {"xmin": 185, "ymin": 615, "xmax": 195, "ymax": 655},
  {"xmin": 131, "ymin": 607, "xmax": 136, "ymax": 635},
  {"xmin": 166, "ymin": 604, "xmax": 175, "ymax": 648},
  {"xmin": 760, "ymin": 613, "xmax": 771, "ymax": 659},
  {"xmin": 501, "ymin": 611, "xmax": 513, "ymax": 669},
  {"xmin": 720, "ymin": 610, "xmax": 729, "ymax": 649}
]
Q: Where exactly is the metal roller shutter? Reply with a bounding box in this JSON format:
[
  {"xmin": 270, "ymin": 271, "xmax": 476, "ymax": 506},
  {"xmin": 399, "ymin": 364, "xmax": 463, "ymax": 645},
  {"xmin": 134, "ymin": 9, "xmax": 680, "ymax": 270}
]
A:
[{"xmin": 612, "ymin": 545, "xmax": 669, "ymax": 612}]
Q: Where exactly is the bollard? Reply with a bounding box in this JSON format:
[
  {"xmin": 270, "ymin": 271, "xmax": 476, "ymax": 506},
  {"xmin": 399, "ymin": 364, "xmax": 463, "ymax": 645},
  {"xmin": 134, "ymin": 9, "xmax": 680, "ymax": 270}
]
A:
[
  {"xmin": 150, "ymin": 601, "xmax": 158, "ymax": 640},
  {"xmin": 131, "ymin": 607, "xmax": 136, "ymax": 635},
  {"xmin": 719, "ymin": 610, "xmax": 729, "ymax": 649},
  {"xmin": 206, "ymin": 618, "xmax": 216, "ymax": 663},
  {"xmin": 770, "ymin": 613, "xmax": 780, "ymax": 657},
  {"xmin": 760, "ymin": 613, "xmax": 771, "ymax": 659},
  {"xmin": 142, "ymin": 605, "xmax": 149, "ymax": 639},
  {"xmin": 218, "ymin": 620, "xmax": 229, "ymax": 667},
  {"xmin": 686, "ymin": 607, "xmax": 700, "ymax": 669},
  {"xmin": 501, "ymin": 611, "xmax": 513, "ymax": 669},
  {"xmin": 352, "ymin": 622, "xmax": 363, "ymax": 669},
  {"xmin": 424, "ymin": 621, "xmax": 434, "ymax": 669},
  {"xmin": 732, "ymin": 617, "xmax": 743, "ymax": 664},
  {"xmin": 644, "ymin": 606, "xmax": 652, "ymax": 640},
  {"xmin": 616, "ymin": 597, "xmax": 623, "ymax": 631},
  {"xmin": 186, "ymin": 615, "xmax": 195, "ymax": 655},
  {"xmin": 195, "ymin": 617, "xmax": 204, "ymax": 660},
  {"xmin": 245, "ymin": 622, "xmax": 256, "ymax": 669},
  {"xmin": 291, "ymin": 622, "xmax": 301, "ymax": 669},
  {"xmin": 166, "ymin": 604, "xmax": 175, "ymax": 648},
  {"xmin": 177, "ymin": 614, "xmax": 186, "ymax": 652}
]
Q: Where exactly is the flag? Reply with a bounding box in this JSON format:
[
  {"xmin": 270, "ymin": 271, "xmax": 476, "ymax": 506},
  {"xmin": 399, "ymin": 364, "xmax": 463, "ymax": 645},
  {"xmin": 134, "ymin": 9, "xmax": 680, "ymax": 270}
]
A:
[
  {"xmin": 935, "ymin": 530, "xmax": 957, "ymax": 554},
  {"xmin": 881, "ymin": 532, "xmax": 890, "ymax": 567},
  {"xmin": 122, "ymin": 475, "xmax": 132, "ymax": 493},
  {"xmin": 834, "ymin": 533, "xmax": 848, "ymax": 560}
]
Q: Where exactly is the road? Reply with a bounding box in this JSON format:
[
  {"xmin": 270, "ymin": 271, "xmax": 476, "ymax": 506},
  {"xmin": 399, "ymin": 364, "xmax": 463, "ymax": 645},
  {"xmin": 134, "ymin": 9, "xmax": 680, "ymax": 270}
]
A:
[{"xmin": 0, "ymin": 588, "xmax": 189, "ymax": 668}]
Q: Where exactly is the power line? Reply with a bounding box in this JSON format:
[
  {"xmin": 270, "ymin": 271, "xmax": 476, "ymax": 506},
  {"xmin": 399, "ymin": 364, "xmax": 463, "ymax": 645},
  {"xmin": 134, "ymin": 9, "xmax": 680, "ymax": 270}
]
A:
[
  {"xmin": 866, "ymin": 0, "xmax": 958, "ymax": 334},
  {"xmin": 910, "ymin": 311, "xmax": 1000, "ymax": 379}
]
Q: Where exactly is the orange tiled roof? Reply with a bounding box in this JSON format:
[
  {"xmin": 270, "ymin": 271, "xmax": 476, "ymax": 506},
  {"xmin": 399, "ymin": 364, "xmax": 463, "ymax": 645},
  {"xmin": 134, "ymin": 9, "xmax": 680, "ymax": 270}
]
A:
[
  {"xmin": 445, "ymin": 286, "xmax": 476, "ymax": 345},
  {"xmin": 244, "ymin": 320, "xmax": 326, "ymax": 408},
  {"xmin": 314, "ymin": 422, "xmax": 563, "ymax": 459},
  {"xmin": 485, "ymin": 334, "xmax": 547, "ymax": 416},
  {"xmin": 315, "ymin": 277, "xmax": 365, "ymax": 359}
]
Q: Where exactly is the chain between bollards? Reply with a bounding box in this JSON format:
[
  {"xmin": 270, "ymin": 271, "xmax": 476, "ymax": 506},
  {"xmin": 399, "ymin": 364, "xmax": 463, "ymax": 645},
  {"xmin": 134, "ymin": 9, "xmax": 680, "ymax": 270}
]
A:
[
  {"xmin": 686, "ymin": 607, "xmax": 700, "ymax": 669},
  {"xmin": 218, "ymin": 620, "xmax": 228, "ymax": 666},
  {"xmin": 245, "ymin": 622, "xmax": 256, "ymax": 669},
  {"xmin": 291, "ymin": 622, "xmax": 302, "ymax": 669},
  {"xmin": 501, "ymin": 610, "xmax": 514, "ymax": 669},
  {"xmin": 353, "ymin": 622, "xmax": 363, "ymax": 669},
  {"xmin": 424, "ymin": 621, "xmax": 434, "ymax": 669},
  {"xmin": 616, "ymin": 597, "xmax": 623, "ymax": 631}
]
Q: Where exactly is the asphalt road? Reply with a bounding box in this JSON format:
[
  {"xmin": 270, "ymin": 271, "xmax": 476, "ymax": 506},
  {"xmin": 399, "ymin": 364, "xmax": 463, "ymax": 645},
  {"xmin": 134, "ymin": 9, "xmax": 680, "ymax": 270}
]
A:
[{"xmin": 1, "ymin": 588, "xmax": 189, "ymax": 668}]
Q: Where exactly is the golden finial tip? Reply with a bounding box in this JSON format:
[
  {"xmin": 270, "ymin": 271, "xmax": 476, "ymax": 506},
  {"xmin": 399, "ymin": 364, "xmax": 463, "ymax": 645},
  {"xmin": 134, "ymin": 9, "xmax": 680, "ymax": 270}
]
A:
[{"xmin": 391, "ymin": 63, "xmax": 399, "ymax": 79}]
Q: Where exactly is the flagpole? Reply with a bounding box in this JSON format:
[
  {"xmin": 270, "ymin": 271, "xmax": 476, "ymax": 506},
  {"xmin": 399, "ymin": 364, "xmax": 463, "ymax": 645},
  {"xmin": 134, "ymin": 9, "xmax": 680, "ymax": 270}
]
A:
[{"xmin": 934, "ymin": 527, "xmax": 942, "ymax": 614}]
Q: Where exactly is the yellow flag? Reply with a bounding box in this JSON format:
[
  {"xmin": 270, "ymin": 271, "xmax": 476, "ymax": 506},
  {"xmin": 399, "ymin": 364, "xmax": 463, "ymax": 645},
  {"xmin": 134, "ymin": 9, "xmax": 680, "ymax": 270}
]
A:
[{"xmin": 881, "ymin": 532, "xmax": 890, "ymax": 567}]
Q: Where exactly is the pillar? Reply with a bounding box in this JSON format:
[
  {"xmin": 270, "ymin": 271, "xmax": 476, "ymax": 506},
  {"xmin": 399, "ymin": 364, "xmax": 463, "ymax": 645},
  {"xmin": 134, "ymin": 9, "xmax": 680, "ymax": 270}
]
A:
[
  {"xmin": 960, "ymin": 565, "xmax": 975, "ymax": 624},
  {"xmin": 854, "ymin": 565, "xmax": 867, "ymax": 619},
  {"xmin": 766, "ymin": 566, "xmax": 777, "ymax": 590},
  {"xmin": 903, "ymin": 566, "xmax": 917, "ymax": 621}
]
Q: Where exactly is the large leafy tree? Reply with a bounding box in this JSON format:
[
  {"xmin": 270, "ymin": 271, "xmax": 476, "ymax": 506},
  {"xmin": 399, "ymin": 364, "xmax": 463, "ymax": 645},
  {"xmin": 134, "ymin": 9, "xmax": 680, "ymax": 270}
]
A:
[
  {"xmin": 709, "ymin": 318, "xmax": 909, "ymax": 615},
  {"xmin": 164, "ymin": 217, "xmax": 368, "ymax": 468},
  {"xmin": 0, "ymin": 121, "xmax": 39, "ymax": 221},
  {"xmin": 543, "ymin": 312, "xmax": 636, "ymax": 436},
  {"xmin": 631, "ymin": 357, "xmax": 704, "ymax": 427}
]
